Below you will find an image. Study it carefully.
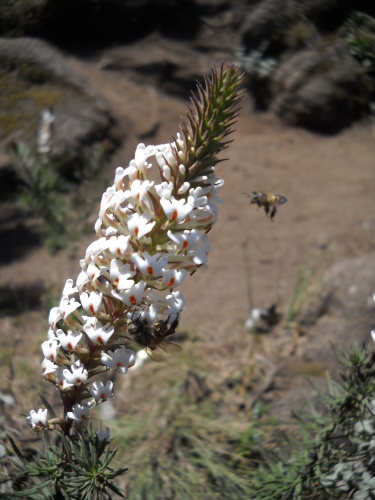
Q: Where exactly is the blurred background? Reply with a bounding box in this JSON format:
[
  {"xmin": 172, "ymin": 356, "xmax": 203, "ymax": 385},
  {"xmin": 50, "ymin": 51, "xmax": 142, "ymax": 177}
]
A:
[{"xmin": 0, "ymin": 0, "xmax": 375, "ymax": 497}]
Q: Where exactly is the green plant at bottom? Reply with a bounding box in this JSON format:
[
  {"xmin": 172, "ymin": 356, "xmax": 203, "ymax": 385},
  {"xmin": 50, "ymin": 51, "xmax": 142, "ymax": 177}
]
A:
[
  {"xmin": 3, "ymin": 422, "xmax": 127, "ymax": 499},
  {"xmin": 112, "ymin": 356, "xmax": 255, "ymax": 500},
  {"xmin": 246, "ymin": 343, "xmax": 375, "ymax": 499}
]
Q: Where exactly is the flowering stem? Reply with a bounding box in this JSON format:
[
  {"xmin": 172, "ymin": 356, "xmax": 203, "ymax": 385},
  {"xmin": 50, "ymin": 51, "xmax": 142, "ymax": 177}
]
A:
[
  {"xmin": 27, "ymin": 62, "xmax": 244, "ymax": 444},
  {"xmin": 180, "ymin": 62, "xmax": 244, "ymax": 183}
]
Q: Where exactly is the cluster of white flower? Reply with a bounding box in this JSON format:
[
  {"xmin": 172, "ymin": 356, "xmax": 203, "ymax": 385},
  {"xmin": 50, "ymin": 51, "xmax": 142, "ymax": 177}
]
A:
[{"xmin": 28, "ymin": 137, "xmax": 224, "ymax": 431}]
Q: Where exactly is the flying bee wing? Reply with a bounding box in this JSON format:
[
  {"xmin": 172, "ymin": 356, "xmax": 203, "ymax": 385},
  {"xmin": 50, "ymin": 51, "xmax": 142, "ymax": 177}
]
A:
[
  {"xmin": 144, "ymin": 342, "xmax": 182, "ymax": 362},
  {"xmin": 145, "ymin": 347, "xmax": 165, "ymax": 362},
  {"xmin": 241, "ymin": 192, "xmax": 257, "ymax": 204},
  {"xmin": 158, "ymin": 341, "xmax": 183, "ymax": 354},
  {"xmin": 276, "ymin": 195, "xmax": 288, "ymax": 205}
]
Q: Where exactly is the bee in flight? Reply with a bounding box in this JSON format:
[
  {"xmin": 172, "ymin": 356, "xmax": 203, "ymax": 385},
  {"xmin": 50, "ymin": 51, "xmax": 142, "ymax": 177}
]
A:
[
  {"xmin": 127, "ymin": 313, "xmax": 181, "ymax": 362},
  {"xmin": 243, "ymin": 191, "xmax": 287, "ymax": 221}
]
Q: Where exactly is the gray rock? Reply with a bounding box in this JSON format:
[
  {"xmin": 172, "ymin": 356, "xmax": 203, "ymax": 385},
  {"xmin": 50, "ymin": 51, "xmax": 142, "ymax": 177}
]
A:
[
  {"xmin": 101, "ymin": 35, "xmax": 220, "ymax": 99},
  {"xmin": 237, "ymin": 1, "xmax": 375, "ymax": 132},
  {"xmin": 239, "ymin": 0, "xmax": 292, "ymax": 51},
  {"xmin": 270, "ymin": 41, "xmax": 373, "ymax": 133},
  {"xmin": 0, "ymin": 37, "xmax": 113, "ymax": 172},
  {"xmin": 267, "ymin": 253, "xmax": 375, "ymax": 421}
]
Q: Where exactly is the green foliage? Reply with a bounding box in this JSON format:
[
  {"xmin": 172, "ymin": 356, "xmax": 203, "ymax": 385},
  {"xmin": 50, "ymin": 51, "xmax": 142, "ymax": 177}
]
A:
[
  {"xmin": 7, "ymin": 140, "xmax": 111, "ymax": 253},
  {"xmin": 283, "ymin": 20, "xmax": 315, "ymax": 49},
  {"xmin": 0, "ymin": 0, "xmax": 50, "ymax": 34},
  {"xmin": 284, "ymin": 259, "xmax": 321, "ymax": 324},
  {"xmin": 246, "ymin": 343, "xmax": 375, "ymax": 499},
  {"xmin": 340, "ymin": 11, "xmax": 375, "ymax": 73},
  {"xmin": 236, "ymin": 44, "xmax": 278, "ymax": 81},
  {"xmin": 0, "ymin": 72, "xmax": 60, "ymax": 141},
  {"xmin": 112, "ymin": 350, "xmax": 256, "ymax": 500},
  {"xmin": 3, "ymin": 424, "xmax": 127, "ymax": 499}
]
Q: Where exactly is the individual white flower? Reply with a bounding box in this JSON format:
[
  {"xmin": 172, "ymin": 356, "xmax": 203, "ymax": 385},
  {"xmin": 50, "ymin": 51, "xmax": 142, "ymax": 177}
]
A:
[
  {"xmin": 101, "ymin": 347, "xmax": 136, "ymax": 374},
  {"xmin": 62, "ymin": 278, "xmax": 78, "ymax": 297},
  {"xmin": 67, "ymin": 402, "xmax": 93, "ymax": 421},
  {"xmin": 160, "ymin": 197, "xmax": 194, "ymax": 223},
  {"xmin": 174, "ymin": 132, "xmax": 184, "ymax": 151},
  {"xmin": 178, "ymin": 182, "xmax": 190, "ymax": 195},
  {"xmin": 48, "ymin": 306, "xmax": 62, "ymax": 328},
  {"xmin": 121, "ymin": 164, "xmax": 137, "ymax": 181},
  {"xmin": 110, "ymin": 189, "xmax": 129, "ymax": 212},
  {"xmin": 108, "ymin": 235, "xmax": 130, "ymax": 257},
  {"xmin": 112, "ymin": 281, "xmax": 146, "ymax": 307},
  {"xmin": 113, "ymin": 167, "xmax": 125, "ymax": 189},
  {"xmin": 47, "ymin": 327, "xmax": 57, "ymax": 339},
  {"xmin": 56, "ymin": 367, "xmax": 75, "ymax": 391},
  {"xmin": 162, "ymin": 164, "xmax": 173, "ymax": 180},
  {"xmin": 127, "ymin": 213, "xmax": 156, "ymax": 238},
  {"xmin": 154, "ymin": 181, "xmax": 174, "ymax": 199},
  {"xmin": 55, "ymin": 329, "xmax": 82, "ymax": 352},
  {"xmin": 86, "ymin": 262, "xmax": 101, "ymax": 284},
  {"xmin": 179, "ymin": 163, "xmax": 186, "ymax": 175},
  {"xmin": 189, "ymin": 203, "xmax": 216, "ymax": 225},
  {"xmin": 136, "ymin": 143, "xmax": 157, "ymax": 163},
  {"xmin": 41, "ymin": 339, "xmax": 61, "ymax": 362},
  {"xmin": 127, "ymin": 179, "xmax": 154, "ymax": 203},
  {"xmin": 167, "ymin": 229, "xmax": 200, "ymax": 251},
  {"xmin": 97, "ymin": 425, "xmax": 111, "ymax": 442},
  {"xmin": 164, "ymin": 290, "xmax": 185, "ymax": 314},
  {"xmin": 187, "ymin": 233, "xmax": 210, "ymax": 265},
  {"xmin": 63, "ymin": 360, "xmax": 88, "ymax": 386},
  {"xmin": 83, "ymin": 319, "xmax": 114, "ymax": 345},
  {"xmin": 371, "ymin": 330, "xmax": 375, "ymax": 342},
  {"xmin": 80, "ymin": 291, "xmax": 103, "ymax": 315},
  {"xmin": 104, "ymin": 225, "xmax": 120, "ymax": 237},
  {"xmin": 155, "ymin": 145, "xmax": 175, "ymax": 173},
  {"xmin": 41, "ymin": 358, "xmax": 59, "ymax": 376},
  {"xmin": 162, "ymin": 268, "xmax": 188, "ymax": 288},
  {"xmin": 76, "ymin": 270, "xmax": 89, "ymax": 291},
  {"xmin": 90, "ymin": 380, "xmax": 114, "ymax": 401},
  {"xmin": 99, "ymin": 207, "xmax": 123, "ymax": 234},
  {"xmin": 131, "ymin": 251, "xmax": 168, "ymax": 278},
  {"xmin": 110, "ymin": 260, "xmax": 136, "ymax": 290},
  {"xmin": 100, "ymin": 186, "xmax": 116, "ymax": 210},
  {"xmin": 188, "ymin": 246, "xmax": 209, "ymax": 266},
  {"xmin": 123, "ymin": 143, "xmax": 156, "ymax": 180},
  {"xmin": 188, "ymin": 186, "xmax": 208, "ymax": 208},
  {"xmin": 27, "ymin": 409, "xmax": 49, "ymax": 431},
  {"xmin": 59, "ymin": 295, "xmax": 81, "ymax": 320},
  {"xmin": 85, "ymin": 237, "xmax": 109, "ymax": 262}
]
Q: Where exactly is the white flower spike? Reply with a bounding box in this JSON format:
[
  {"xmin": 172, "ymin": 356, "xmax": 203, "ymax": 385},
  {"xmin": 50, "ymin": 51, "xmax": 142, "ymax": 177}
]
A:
[{"xmin": 29, "ymin": 63, "xmax": 243, "ymax": 438}]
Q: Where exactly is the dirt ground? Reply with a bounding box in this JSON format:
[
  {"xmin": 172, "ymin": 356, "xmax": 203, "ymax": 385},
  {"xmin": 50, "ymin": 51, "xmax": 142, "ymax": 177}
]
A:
[{"xmin": 1, "ymin": 47, "xmax": 375, "ymax": 428}]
